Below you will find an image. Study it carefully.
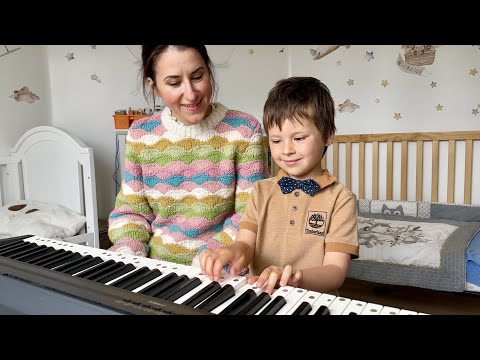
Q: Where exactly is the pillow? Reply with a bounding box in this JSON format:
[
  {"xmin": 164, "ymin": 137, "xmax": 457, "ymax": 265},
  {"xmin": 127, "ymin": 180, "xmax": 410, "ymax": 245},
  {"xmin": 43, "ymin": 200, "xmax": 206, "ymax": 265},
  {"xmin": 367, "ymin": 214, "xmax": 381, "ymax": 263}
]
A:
[
  {"xmin": 358, "ymin": 199, "xmax": 431, "ymax": 218},
  {"xmin": 0, "ymin": 200, "xmax": 86, "ymax": 240},
  {"xmin": 431, "ymin": 203, "xmax": 480, "ymax": 222}
]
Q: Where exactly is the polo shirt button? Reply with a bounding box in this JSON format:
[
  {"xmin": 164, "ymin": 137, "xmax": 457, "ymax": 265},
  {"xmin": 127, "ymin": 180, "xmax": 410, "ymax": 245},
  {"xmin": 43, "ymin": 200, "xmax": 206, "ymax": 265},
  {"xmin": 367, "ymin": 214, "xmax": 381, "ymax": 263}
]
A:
[
  {"xmin": 294, "ymin": 191, "xmax": 300, "ymax": 197},
  {"xmin": 292, "ymin": 205, "xmax": 298, "ymax": 211},
  {"xmin": 290, "ymin": 220, "xmax": 295, "ymax": 225}
]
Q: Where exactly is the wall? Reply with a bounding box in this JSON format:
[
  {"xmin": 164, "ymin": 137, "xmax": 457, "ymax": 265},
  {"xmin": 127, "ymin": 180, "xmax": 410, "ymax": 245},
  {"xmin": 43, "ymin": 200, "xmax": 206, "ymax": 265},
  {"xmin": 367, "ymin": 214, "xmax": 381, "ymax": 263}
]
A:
[
  {"xmin": 0, "ymin": 45, "xmax": 51, "ymax": 155},
  {"xmin": 2, "ymin": 45, "xmax": 479, "ymax": 218},
  {"xmin": 289, "ymin": 45, "xmax": 480, "ymax": 134}
]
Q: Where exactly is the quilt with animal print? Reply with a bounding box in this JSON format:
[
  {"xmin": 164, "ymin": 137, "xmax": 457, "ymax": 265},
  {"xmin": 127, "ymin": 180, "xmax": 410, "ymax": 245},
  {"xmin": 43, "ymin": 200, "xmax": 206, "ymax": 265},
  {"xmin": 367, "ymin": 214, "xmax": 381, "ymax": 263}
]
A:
[{"xmin": 348, "ymin": 212, "xmax": 480, "ymax": 292}]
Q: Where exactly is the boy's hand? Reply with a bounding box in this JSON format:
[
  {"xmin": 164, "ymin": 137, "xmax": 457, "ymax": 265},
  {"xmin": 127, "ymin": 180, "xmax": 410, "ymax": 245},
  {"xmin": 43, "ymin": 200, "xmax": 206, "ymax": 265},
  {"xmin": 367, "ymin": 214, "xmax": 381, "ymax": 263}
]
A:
[
  {"xmin": 199, "ymin": 247, "xmax": 235, "ymax": 282},
  {"xmin": 248, "ymin": 265, "xmax": 303, "ymax": 295}
]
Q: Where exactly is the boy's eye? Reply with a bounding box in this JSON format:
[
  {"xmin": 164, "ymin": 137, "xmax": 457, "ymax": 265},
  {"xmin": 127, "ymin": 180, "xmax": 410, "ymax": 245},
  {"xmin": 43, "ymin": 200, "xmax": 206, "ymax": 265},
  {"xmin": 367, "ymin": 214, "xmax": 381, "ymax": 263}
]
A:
[
  {"xmin": 294, "ymin": 137, "xmax": 306, "ymax": 141},
  {"xmin": 271, "ymin": 140, "xmax": 281, "ymax": 144}
]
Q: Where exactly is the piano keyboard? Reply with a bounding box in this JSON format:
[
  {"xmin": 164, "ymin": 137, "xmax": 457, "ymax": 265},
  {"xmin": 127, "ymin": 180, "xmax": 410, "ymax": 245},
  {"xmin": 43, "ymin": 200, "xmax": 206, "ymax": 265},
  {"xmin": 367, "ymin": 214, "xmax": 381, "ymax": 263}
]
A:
[{"xmin": 0, "ymin": 236, "xmax": 427, "ymax": 315}]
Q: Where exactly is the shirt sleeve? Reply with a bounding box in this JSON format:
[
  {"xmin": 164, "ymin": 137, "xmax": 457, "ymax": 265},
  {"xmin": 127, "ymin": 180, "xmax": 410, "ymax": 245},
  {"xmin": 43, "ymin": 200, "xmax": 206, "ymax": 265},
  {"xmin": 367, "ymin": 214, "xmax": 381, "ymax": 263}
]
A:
[
  {"xmin": 108, "ymin": 131, "xmax": 154, "ymax": 256},
  {"xmin": 325, "ymin": 193, "xmax": 359, "ymax": 258}
]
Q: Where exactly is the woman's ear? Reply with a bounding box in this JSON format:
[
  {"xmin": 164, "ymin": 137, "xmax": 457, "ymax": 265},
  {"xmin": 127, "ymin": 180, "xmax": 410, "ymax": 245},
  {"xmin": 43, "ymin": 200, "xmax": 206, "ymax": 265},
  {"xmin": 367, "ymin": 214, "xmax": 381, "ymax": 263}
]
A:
[{"xmin": 147, "ymin": 77, "xmax": 158, "ymax": 96}]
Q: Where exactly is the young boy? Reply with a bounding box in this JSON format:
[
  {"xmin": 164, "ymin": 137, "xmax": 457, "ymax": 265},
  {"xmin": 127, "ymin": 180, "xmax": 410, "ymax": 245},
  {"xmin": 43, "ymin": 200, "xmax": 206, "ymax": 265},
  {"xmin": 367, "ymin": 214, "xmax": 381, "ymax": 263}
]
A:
[{"xmin": 199, "ymin": 77, "xmax": 358, "ymax": 295}]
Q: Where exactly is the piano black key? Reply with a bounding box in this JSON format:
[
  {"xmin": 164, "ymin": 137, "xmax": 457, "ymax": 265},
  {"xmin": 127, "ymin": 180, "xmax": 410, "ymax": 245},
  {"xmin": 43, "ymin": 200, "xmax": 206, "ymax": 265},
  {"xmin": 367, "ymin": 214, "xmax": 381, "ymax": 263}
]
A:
[
  {"xmin": 182, "ymin": 281, "xmax": 222, "ymax": 308},
  {"xmin": 63, "ymin": 256, "xmax": 104, "ymax": 275},
  {"xmin": 0, "ymin": 235, "xmax": 33, "ymax": 249},
  {"xmin": 153, "ymin": 275, "xmax": 191, "ymax": 299},
  {"xmin": 291, "ymin": 301, "xmax": 312, "ymax": 315},
  {"xmin": 242, "ymin": 292, "xmax": 271, "ymax": 315},
  {"xmin": 82, "ymin": 261, "xmax": 126, "ymax": 281},
  {"xmin": 26, "ymin": 248, "xmax": 67, "ymax": 265},
  {"xmin": 313, "ymin": 305, "xmax": 330, "ymax": 315},
  {"xmin": 41, "ymin": 252, "xmax": 83, "ymax": 269},
  {"xmin": 218, "ymin": 288, "xmax": 258, "ymax": 315},
  {"xmin": 14, "ymin": 245, "xmax": 56, "ymax": 262},
  {"xmin": 74, "ymin": 259, "xmax": 116, "ymax": 278},
  {"xmin": 164, "ymin": 277, "xmax": 203, "ymax": 302},
  {"xmin": 123, "ymin": 269, "xmax": 164, "ymax": 291},
  {"xmin": 10, "ymin": 244, "xmax": 48, "ymax": 260},
  {"xmin": 107, "ymin": 266, "xmax": 151, "ymax": 288},
  {"xmin": 196, "ymin": 284, "xmax": 236, "ymax": 312},
  {"xmin": 51, "ymin": 255, "xmax": 95, "ymax": 273},
  {"xmin": 95, "ymin": 263, "xmax": 136, "ymax": 284},
  {"xmin": 0, "ymin": 242, "xmax": 36, "ymax": 257},
  {"xmin": 0, "ymin": 239, "xmax": 28, "ymax": 252},
  {"xmin": 138, "ymin": 272, "xmax": 178, "ymax": 296},
  {"xmin": 258, "ymin": 296, "xmax": 287, "ymax": 315}
]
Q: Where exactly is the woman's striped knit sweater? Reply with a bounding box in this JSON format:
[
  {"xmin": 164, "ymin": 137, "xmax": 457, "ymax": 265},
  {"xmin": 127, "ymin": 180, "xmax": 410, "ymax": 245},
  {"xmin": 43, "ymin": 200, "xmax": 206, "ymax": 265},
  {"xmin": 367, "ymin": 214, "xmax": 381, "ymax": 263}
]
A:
[{"xmin": 108, "ymin": 103, "xmax": 268, "ymax": 265}]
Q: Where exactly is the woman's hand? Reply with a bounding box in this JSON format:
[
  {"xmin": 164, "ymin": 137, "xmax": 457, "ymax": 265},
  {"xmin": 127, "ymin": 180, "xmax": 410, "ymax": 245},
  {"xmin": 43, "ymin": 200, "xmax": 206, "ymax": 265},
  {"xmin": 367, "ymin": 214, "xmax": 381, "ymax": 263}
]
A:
[{"xmin": 247, "ymin": 265, "xmax": 303, "ymax": 295}]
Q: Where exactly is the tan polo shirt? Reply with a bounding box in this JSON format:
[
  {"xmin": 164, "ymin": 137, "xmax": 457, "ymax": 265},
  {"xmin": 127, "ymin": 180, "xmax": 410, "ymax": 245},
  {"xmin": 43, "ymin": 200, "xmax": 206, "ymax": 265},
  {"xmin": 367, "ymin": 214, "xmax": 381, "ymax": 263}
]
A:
[{"xmin": 239, "ymin": 169, "xmax": 359, "ymax": 276}]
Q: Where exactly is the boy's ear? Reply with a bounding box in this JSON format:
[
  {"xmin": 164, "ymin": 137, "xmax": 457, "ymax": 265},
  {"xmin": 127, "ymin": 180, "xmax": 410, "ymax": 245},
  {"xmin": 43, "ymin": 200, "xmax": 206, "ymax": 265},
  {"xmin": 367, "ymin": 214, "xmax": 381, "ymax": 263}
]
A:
[{"xmin": 325, "ymin": 133, "xmax": 334, "ymax": 147}]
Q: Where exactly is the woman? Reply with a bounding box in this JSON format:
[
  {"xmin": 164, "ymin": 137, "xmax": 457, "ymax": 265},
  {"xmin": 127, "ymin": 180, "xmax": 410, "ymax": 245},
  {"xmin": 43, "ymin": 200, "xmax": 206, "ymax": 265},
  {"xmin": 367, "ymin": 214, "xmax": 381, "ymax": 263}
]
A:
[{"xmin": 108, "ymin": 45, "xmax": 268, "ymax": 266}]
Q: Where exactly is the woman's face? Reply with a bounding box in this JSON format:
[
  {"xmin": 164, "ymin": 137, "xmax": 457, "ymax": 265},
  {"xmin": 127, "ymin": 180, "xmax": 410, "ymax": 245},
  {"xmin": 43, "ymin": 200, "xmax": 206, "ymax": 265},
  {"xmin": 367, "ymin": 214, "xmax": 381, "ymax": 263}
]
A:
[{"xmin": 151, "ymin": 47, "xmax": 213, "ymax": 125}]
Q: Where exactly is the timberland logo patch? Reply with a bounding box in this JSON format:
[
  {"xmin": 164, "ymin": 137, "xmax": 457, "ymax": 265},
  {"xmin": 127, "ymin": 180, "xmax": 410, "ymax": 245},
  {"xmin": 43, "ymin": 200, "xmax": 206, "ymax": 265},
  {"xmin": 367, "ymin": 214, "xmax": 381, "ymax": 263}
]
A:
[{"xmin": 305, "ymin": 211, "xmax": 327, "ymax": 236}]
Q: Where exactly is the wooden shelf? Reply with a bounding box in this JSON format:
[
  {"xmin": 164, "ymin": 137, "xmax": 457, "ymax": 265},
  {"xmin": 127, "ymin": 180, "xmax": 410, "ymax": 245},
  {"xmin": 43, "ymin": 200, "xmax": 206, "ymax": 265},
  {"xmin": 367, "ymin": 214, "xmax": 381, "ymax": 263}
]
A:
[{"xmin": 112, "ymin": 114, "xmax": 147, "ymax": 129}]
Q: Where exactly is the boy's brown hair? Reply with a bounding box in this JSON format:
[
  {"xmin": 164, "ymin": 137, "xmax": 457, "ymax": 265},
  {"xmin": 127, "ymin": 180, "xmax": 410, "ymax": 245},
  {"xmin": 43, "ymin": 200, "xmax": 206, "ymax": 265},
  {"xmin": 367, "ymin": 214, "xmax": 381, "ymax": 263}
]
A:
[{"xmin": 263, "ymin": 76, "xmax": 336, "ymax": 142}]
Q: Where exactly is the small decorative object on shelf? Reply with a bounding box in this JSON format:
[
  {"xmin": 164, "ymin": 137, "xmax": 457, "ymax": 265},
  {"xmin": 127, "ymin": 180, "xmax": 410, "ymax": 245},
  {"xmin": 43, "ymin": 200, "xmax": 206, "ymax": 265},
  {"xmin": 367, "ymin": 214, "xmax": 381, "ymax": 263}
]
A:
[{"xmin": 113, "ymin": 107, "xmax": 154, "ymax": 129}]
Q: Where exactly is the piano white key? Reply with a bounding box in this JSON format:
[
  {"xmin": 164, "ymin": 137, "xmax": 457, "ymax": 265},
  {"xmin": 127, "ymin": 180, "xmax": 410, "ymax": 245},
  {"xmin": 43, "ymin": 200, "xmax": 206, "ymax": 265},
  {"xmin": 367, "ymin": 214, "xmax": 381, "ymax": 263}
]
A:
[
  {"xmin": 379, "ymin": 306, "xmax": 401, "ymax": 315},
  {"xmin": 398, "ymin": 309, "xmax": 418, "ymax": 315},
  {"xmin": 286, "ymin": 290, "xmax": 323, "ymax": 315},
  {"xmin": 254, "ymin": 286, "xmax": 295, "ymax": 315},
  {"xmin": 275, "ymin": 288, "xmax": 309, "ymax": 315},
  {"xmin": 341, "ymin": 299, "xmax": 367, "ymax": 315},
  {"xmin": 360, "ymin": 302, "xmax": 384, "ymax": 315},
  {"xmin": 328, "ymin": 296, "xmax": 352, "ymax": 315},
  {"xmin": 309, "ymin": 293, "xmax": 337, "ymax": 315},
  {"xmin": 210, "ymin": 282, "xmax": 263, "ymax": 314}
]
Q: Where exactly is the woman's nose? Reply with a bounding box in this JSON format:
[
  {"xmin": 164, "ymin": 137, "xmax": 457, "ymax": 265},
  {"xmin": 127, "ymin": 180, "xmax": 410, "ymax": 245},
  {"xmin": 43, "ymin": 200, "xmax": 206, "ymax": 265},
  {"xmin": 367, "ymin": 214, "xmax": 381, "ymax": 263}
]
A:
[{"xmin": 184, "ymin": 82, "xmax": 197, "ymax": 101}]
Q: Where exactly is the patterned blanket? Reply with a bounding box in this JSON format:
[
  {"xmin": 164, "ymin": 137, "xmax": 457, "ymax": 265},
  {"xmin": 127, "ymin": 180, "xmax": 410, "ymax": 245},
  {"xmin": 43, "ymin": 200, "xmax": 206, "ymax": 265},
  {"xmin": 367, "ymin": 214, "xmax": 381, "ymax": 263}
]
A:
[{"xmin": 348, "ymin": 213, "xmax": 480, "ymax": 292}]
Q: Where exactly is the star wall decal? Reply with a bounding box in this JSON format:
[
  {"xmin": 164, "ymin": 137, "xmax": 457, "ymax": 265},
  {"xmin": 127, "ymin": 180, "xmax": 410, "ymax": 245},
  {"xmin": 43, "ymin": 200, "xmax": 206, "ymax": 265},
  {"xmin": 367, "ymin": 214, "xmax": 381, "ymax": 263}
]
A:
[
  {"xmin": 365, "ymin": 51, "xmax": 374, "ymax": 62},
  {"xmin": 374, "ymin": 98, "xmax": 380, "ymax": 103},
  {"xmin": 394, "ymin": 113, "xmax": 402, "ymax": 120},
  {"xmin": 381, "ymin": 80, "xmax": 389, "ymax": 88},
  {"xmin": 249, "ymin": 49, "xmax": 254, "ymax": 55},
  {"xmin": 430, "ymin": 82, "xmax": 437, "ymax": 88},
  {"xmin": 469, "ymin": 68, "xmax": 478, "ymax": 76},
  {"xmin": 91, "ymin": 74, "xmax": 102, "ymax": 83},
  {"xmin": 436, "ymin": 104, "xmax": 443, "ymax": 111},
  {"xmin": 472, "ymin": 109, "xmax": 479, "ymax": 115},
  {"xmin": 347, "ymin": 79, "xmax": 354, "ymax": 86},
  {"xmin": 65, "ymin": 52, "xmax": 74, "ymax": 61}
]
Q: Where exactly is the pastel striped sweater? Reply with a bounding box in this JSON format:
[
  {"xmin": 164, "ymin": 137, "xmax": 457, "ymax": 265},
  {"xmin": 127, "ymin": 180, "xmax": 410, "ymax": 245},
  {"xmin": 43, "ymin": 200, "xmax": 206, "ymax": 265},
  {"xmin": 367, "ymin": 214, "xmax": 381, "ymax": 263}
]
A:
[{"xmin": 108, "ymin": 102, "xmax": 268, "ymax": 265}]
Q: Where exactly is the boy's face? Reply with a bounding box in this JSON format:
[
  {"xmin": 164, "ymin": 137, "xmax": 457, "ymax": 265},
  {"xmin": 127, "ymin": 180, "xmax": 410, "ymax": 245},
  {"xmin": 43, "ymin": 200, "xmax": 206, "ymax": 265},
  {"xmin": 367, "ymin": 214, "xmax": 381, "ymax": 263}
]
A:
[{"xmin": 268, "ymin": 118, "xmax": 333, "ymax": 180}]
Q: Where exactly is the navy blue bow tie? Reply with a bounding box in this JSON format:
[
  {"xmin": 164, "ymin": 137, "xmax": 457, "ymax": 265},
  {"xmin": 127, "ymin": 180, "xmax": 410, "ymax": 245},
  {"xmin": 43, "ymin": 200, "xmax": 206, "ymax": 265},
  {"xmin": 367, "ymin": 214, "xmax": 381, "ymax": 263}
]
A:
[{"xmin": 278, "ymin": 176, "xmax": 321, "ymax": 196}]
